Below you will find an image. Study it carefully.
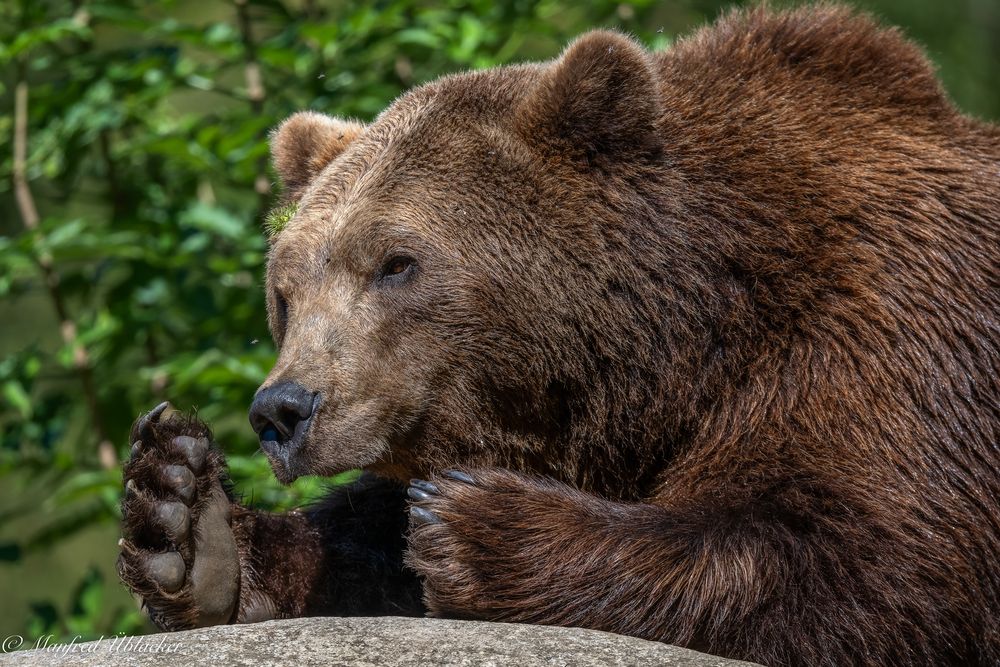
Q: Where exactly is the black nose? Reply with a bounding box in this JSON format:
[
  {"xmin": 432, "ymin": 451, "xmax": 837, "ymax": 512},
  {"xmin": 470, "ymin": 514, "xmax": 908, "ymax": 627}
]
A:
[{"xmin": 249, "ymin": 381, "xmax": 317, "ymax": 445}]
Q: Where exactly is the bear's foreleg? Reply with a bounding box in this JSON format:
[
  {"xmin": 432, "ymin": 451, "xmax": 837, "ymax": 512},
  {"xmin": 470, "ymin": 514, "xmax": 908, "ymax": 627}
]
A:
[{"xmin": 405, "ymin": 467, "xmax": 957, "ymax": 665}]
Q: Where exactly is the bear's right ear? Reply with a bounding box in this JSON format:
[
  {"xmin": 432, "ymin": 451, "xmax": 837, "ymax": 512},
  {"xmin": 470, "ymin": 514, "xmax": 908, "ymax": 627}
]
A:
[
  {"xmin": 517, "ymin": 30, "xmax": 660, "ymax": 167},
  {"xmin": 270, "ymin": 111, "xmax": 364, "ymax": 200}
]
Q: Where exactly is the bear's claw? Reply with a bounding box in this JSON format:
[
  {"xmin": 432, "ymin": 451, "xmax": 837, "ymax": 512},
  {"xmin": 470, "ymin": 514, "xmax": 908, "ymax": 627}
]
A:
[
  {"xmin": 409, "ymin": 478, "xmax": 440, "ymax": 495},
  {"xmin": 407, "ymin": 471, "xmax": 479, "ymax": 528},
  {"xmin": 406, "ymin": 487, "xmax": 433, "ymax": 503},
  {"xmin": 407, "ymin": 478, "xmax": 448, "ymax": 525},
  {"xmin": 409, "ymin": 505, "xmax": 442, "ymax": 525},
  {"xmin": 133, "ymin": 401, "xmax": 171, "ymax": 445},
  {"xmin": 443, "ymin": 469, "xmax": 475, "ymax": 484}
]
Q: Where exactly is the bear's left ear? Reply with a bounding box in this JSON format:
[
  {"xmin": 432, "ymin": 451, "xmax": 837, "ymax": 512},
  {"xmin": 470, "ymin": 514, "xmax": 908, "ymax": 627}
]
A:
[
  {"xmin": 518, "ymin": 30, "xmax": 660, "ymax": 166},
  {"xmin": 270, "ymin": 111, "xmax": 365, "ymax": 200}
]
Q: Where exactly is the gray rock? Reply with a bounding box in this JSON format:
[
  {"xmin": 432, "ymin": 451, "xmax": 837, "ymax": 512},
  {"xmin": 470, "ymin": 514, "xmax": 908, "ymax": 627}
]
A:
[{"xmin": 0, "ymin": 617, "xmax": 759, "ymax": 666}]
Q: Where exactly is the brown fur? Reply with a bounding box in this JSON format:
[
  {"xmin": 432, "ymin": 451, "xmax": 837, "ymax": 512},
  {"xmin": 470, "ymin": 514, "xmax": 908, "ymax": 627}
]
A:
[
  {"xmin": 270, "ymin": 112, "xmax": 365, "ymax": 202},
  {"xmin": 122, "ymin": 5, "xmax": 999, "ymax": 665}
]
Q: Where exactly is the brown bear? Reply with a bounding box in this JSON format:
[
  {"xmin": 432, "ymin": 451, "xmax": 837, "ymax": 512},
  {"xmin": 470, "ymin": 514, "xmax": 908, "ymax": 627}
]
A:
[{"xmin": 117, "ymin": 5, "xmax": 1000, "ymax": 665}]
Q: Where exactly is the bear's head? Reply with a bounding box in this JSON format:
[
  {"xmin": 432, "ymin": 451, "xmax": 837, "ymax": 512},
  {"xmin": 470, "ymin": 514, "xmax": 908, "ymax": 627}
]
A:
[{"xmin": 252, "ymin": 31, "xmax": 681, "ymax": 489}]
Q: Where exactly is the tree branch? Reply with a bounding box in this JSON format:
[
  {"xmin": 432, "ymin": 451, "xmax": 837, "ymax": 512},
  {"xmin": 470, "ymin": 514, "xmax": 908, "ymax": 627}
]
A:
[
  {"xmin": 13, "ymin": 61, "xmax": 117, "ymax": 470},
  {"xmin": 234, "ymin": 0, "xmax": 271, "ymax": 204}
]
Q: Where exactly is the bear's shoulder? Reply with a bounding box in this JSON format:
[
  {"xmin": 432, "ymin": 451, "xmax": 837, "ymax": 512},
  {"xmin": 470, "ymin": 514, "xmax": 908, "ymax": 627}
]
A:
[{"xmin": 662, "ymin": 5, "xmax": 952, "ymax": 120}]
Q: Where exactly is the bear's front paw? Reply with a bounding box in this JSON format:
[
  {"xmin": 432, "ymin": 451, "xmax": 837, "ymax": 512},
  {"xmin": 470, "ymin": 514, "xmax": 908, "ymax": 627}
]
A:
[
  {"xmin": 117, "ymin": 403, "xmax": 243, "ymax": 630},
  {"xmin": 405, "ymin": 468, "xmax": 563, "ymax": 620}
]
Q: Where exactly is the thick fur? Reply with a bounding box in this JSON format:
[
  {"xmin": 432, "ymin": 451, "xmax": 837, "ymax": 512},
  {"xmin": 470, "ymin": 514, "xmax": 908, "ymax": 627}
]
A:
[{"xmin": 120, "ymin": 5, "xmax": 999, "ymax": 665}]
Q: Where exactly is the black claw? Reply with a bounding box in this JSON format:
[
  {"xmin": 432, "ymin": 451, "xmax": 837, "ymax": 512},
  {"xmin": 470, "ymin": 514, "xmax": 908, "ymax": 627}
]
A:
[
  {"xmin": 409, "ymin": 479, "xmax": 439, "ymax": 495},
  {"xmin": 407, "ymin": 487, "xmax": 433, "ymax": 502},
  {"xmin": 133, "ymin": 401, "xmax": 170, "ymax": 440},
  {"xmin": 130, "ymin": 441, "xmax": 142, "ymax": 460},
  {"xmin": 163, "ymin": 464, "xmax": 197, "ymax": 505},
  {"xmin": 149, "ymin": 401, "xmax": 171, "ymax": 420},
  {"xmin": 171, "ymin": 436, "xmax": 207, "ymax": 472},
  {"xmin": 125, "ymin": 479, "xmax": 139, "ymax": 499},
  {"xmin": 410, "ymin": 506, "xmax": 442, "ymax": 525},
  {"xmin": 443, "ymin": 469, "xmax": 475, "ymax": 484}
]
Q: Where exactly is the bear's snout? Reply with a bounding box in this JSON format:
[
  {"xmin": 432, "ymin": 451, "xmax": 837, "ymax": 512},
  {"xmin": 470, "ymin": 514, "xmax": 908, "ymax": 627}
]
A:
[{"xmin": 249, "ymin": 381, "xmax": 320, "ymax": 468}]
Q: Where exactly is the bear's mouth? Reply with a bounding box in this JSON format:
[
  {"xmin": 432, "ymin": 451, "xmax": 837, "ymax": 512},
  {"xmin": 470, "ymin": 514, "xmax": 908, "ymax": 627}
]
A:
[{"xmin": 254, "ymin": 388, "xmax": 426, "ymax": 484}]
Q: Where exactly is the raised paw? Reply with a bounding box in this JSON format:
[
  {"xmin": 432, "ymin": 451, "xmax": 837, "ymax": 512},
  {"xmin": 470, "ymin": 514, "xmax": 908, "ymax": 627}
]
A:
[{"xmin": 117, "ymin": 402, "xmax": 241, "ymax": 630}]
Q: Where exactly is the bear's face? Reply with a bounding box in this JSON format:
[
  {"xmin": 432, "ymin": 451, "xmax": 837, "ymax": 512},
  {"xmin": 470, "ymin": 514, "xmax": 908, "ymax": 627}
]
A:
[{"xmin": 258, "ymin": 32, "xmax": 664, "ymax": 483}]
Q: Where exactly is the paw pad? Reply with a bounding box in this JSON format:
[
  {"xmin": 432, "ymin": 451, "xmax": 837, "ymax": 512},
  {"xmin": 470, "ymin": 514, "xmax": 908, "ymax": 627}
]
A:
[{"xmin": 117, "ymin": 403, "xmax": 240, "ymax": 629}]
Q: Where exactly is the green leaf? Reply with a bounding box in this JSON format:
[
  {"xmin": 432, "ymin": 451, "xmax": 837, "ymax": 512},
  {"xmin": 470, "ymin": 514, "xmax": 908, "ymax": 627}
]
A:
[
  {"xmin": 180, "ymin": 203, "xmax": 249, "ymax": 241},
  {"xmin": 0, "ymin": 19, "xmax": 92, "ymax": 63},
  {"xmin": 2, "ymin": 380, "xmax": 32, "ymax": 419},
  {"xmin": 396, "ymin": 28, "xmax": 443, "ymax": 50}
]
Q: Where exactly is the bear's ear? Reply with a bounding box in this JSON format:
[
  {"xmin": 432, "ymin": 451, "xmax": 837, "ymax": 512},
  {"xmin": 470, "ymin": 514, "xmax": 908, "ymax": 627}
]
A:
[
  {"xmin": 518, "ymin": 31, "xmax": 660, "ymax": 165},
  {"xmin": 270, "ymin": 111, "xmax": 364, "ymax": 200}
]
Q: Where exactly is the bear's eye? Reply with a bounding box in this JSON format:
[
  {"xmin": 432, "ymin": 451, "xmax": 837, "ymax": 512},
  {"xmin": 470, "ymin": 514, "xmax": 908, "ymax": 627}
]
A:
[
  {"xmin": 273, "ymin": 291, "xmax": 289, "ymax": 342},
  {"xmin": 275, "ymin": 292, "xmax": 289, "ymax": 322},
  {"xmin": 377, "ymin": 255, "xmax": 416, "ymax": 285}
]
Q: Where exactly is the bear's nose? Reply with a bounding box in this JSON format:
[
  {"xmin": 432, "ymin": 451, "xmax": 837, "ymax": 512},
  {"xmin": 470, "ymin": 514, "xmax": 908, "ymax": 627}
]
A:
[{"xmin": 249, "ymin": 381, "xmax": 317, "ymax": 445}]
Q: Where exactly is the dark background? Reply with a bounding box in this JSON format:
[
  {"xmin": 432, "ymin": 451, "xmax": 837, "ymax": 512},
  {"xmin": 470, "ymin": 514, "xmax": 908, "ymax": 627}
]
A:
[{"xmin": 0, "ymin": 0, "xmax": 997, "ymax": 643}]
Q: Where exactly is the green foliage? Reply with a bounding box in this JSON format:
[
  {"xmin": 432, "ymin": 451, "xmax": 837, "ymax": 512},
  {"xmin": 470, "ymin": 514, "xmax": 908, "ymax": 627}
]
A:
[
  {"xmin": 0, "ymin": 0, "xmax": 996, "ymax": 644},
  {"xmin": 25, "ymin": 567, "xmax": 147, "ymax": 641}
]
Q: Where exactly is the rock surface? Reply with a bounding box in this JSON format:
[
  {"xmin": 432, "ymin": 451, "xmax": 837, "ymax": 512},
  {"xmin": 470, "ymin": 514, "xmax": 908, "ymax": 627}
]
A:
[{"xmin": 0, "ymin": 617, "xmax": 759, "ymax": 666}]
